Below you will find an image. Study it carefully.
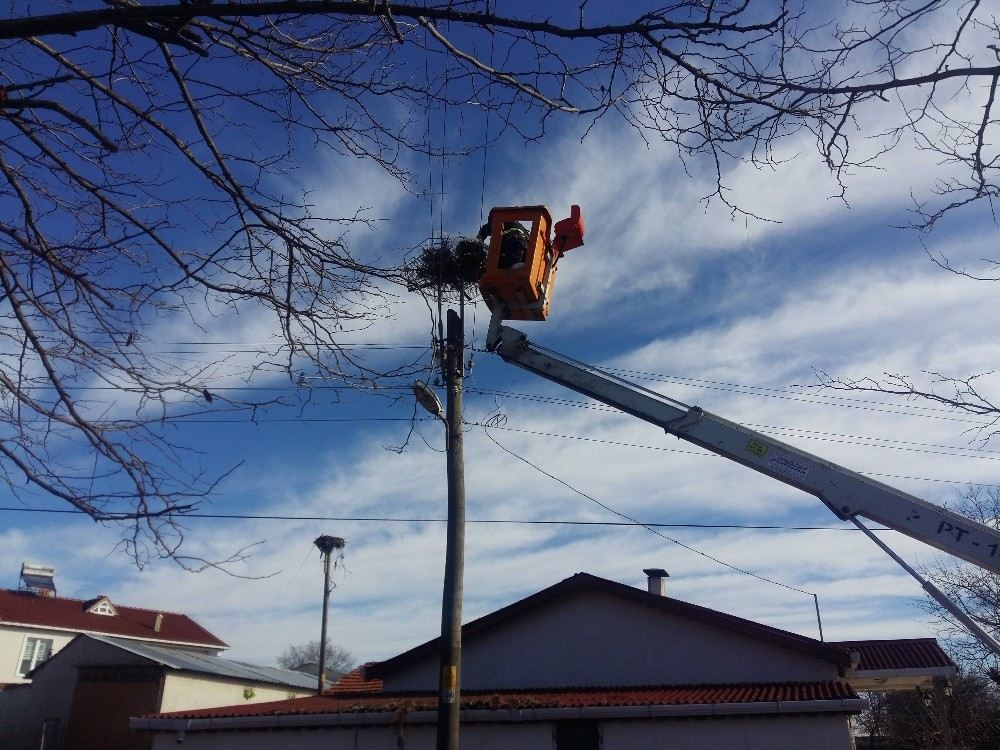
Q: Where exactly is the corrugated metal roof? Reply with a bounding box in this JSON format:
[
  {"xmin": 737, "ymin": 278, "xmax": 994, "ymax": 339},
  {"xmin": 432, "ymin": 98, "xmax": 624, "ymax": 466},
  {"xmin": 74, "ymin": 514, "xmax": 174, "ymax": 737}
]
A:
[
  {"xmin": 147, "ymin": 681, "xmax": 859, "ymax": 720},
  {"xmin": 831, "ymin": 638, "xmax": 956, "ymax": 671},
  {"xmin": 0, "ymin": 589, "xmax": 226, "ymax": 648},
  {"xmin": 87, "ymin": 636, "xmax": 316, "ymax": 689}
]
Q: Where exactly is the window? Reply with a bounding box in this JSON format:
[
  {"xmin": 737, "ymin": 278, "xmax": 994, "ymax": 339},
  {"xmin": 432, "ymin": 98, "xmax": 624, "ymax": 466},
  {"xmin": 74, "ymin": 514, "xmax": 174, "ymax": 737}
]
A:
[
  {"xmin": 18, "ymin": 637, "xmax": 53, "ymax": 676},
  {"xmin": 90, "ymin": 600, "xmax": 115, "ymax": 616},
  {"xmin": 555, "ymin": 719, "xmax": 600, "ymax": 750}
]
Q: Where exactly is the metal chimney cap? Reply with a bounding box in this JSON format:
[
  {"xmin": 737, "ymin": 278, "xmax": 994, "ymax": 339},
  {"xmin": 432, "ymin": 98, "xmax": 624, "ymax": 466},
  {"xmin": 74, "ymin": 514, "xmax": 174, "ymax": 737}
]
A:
[{"xmin": 643, "ymin": 568, "xmax": 669, "ymax": 578}]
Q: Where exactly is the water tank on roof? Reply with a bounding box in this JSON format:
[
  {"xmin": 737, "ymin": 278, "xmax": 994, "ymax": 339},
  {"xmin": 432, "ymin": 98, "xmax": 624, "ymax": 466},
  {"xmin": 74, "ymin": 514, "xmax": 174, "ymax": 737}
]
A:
[{"xmin": 20, "ymin": 563, "xmax": 56, "ymax": 597}]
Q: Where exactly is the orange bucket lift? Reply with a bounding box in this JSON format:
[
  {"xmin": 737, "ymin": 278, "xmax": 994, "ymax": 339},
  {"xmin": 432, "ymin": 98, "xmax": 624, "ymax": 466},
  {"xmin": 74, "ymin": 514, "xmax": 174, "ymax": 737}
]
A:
[{"xmin": 478, "ymin": 205, "xmax": 584, "ymax": 320}]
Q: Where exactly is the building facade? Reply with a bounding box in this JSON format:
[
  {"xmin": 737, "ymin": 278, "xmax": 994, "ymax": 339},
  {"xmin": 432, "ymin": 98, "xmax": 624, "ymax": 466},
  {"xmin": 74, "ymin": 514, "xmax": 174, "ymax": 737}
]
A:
[{"xmin": 134, "ymin": 571, "xmax": 952, "ymax": 750}]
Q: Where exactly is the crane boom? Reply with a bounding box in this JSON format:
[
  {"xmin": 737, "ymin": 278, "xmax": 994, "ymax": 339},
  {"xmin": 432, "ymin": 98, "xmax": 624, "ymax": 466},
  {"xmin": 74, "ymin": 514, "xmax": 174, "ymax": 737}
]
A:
[{"xmin": 490, "ymin": 323, "xmax": 1000, "ymax": 574}]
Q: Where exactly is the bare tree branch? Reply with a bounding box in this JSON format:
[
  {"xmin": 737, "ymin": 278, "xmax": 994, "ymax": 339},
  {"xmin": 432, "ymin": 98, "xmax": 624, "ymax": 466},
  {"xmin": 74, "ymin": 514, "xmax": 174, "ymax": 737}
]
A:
[{"xmin": 4, "ymin": 1, "xmax": 1000, "ymax": 565}]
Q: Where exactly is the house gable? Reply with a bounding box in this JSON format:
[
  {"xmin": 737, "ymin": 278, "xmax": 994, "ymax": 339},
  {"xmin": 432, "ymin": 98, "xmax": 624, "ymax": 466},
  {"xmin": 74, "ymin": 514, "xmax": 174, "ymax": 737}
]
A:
[
  {"xmin": 372, "ymin": 574, "xmax": 847, "ymax": 691},
  {"xmin": 84, "ymin": 596, "xmax": 118, "ymax": 617}
]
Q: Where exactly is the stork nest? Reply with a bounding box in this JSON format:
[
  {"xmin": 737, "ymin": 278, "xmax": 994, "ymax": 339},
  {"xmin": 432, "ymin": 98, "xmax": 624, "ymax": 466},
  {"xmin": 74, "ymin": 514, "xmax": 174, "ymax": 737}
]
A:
[{"xmin": 405, "ymin": 236, "xmax": 487, "ymax": 296}]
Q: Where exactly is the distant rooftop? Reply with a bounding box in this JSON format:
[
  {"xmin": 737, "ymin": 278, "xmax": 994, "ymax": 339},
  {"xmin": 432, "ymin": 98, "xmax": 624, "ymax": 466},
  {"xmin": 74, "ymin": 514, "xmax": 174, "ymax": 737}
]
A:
[
  {"xmin": 84, "ymin": 635, "xmax": 314, "ymax": 690},
  {"xmin": 0, "ymin": 589, "xmax": 227, "ymax": 650}
]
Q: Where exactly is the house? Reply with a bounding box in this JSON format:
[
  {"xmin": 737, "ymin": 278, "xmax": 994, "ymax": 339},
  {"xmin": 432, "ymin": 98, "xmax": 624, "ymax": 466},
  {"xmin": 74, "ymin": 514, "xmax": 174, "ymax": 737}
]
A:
[
  {"xmin": 133, "ymin": 570, "xmax": 957, "ymax": 750},
  {"xmin": 0, "ymin": 563, "xmax": 226, "ymax": 687},
  {"xmin": 0, "ymin": 633, "xmax": 318, "ymax": 750}
]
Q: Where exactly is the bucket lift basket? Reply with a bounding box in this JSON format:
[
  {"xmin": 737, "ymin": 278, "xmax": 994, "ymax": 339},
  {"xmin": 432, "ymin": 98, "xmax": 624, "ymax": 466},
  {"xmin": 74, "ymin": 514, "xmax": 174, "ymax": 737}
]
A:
[{"xmin": 478, "ymin": 205, "xmax": 583, "ymax": 321}]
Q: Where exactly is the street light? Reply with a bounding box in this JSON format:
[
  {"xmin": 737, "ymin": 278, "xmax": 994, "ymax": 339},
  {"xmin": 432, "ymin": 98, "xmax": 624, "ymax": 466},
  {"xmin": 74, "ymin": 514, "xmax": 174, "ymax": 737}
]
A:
[{"xmin": 413, "ymin": 379, "xmax": 444, "ymax": 420}]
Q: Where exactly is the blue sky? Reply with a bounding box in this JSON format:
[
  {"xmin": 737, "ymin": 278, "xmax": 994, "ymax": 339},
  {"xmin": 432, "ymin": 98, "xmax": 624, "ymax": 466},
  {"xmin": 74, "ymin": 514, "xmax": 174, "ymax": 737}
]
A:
[{"xmin": 3, "ymin": 2, "xmax": 1000, "ymax": 666}]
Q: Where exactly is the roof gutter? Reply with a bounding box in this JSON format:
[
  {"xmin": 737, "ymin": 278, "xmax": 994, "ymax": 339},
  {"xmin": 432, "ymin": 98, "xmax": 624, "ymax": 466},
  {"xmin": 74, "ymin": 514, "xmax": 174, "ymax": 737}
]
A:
[
  {"xmin": 0, "ymin": 622, "xmax": 228, "ymax": 650},
  {"xmin": 850, "ymin": 667, "xmax": 957, "ymax": 681},
  {"xmin": 131, "ymin": 698, "xmax": 867, "ymax": 734}
]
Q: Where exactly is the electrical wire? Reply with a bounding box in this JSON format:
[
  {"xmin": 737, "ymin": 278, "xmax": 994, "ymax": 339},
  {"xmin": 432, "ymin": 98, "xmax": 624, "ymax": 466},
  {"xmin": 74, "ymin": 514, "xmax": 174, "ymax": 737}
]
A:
[
  {"xmin": 607, "ymin": 367, "xmax": 1000, "ymax": 424},
  {"xmin": 0, "ymin": 505, "xmax": 888, "ymax": 531},
  {"xmin": 470, "ymin": 422, "xmax": 1000, "ymax": 488},
  {"xmin": 30, "ymin": 376, "xmax": 1000, "ymax": 453},
  {"xmin": 480, "ymin": 428, "xmax": 818, "ymax": 597},
  {"xmin": 464, "ymin": 387, "xmax": 1000, "ymax": 456}
]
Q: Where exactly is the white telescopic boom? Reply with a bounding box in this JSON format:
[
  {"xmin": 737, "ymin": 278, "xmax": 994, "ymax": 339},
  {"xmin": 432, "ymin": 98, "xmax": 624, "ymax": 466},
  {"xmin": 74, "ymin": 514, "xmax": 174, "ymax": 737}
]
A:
[{"xmin": 492, "ymin": 324, "xmax": 1000, "ymax": 575}]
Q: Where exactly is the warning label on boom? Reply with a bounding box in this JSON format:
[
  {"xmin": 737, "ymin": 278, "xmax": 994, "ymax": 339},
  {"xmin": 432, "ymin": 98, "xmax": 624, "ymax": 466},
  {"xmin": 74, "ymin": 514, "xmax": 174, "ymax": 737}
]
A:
[{"xmin": 767, "ymin": 451, "xmax": 810, "ymax": 483}]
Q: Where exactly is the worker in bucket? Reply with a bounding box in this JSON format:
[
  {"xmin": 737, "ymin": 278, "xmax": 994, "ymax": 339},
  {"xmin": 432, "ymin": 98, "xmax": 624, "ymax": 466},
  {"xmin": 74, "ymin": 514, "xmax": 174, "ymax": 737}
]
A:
[{"xmin": 477, "ymin": 220, "xmax": 529, "ymax": 269}]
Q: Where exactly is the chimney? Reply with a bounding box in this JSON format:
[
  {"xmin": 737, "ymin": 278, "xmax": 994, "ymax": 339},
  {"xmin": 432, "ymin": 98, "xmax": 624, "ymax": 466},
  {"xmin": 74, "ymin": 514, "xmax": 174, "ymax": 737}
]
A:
[
  {"xmin": 154, "ymin": 613, "xmax": 163, "ymax": 633},
  {"xmin": 643, "ymin": 568, "xmax": 669, "ymax": 596}
]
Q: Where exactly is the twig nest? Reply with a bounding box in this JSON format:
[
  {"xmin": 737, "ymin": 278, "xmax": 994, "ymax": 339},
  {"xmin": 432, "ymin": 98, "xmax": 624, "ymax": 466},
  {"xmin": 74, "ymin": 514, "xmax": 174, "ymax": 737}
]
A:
[{"xmin": 405, "ymin": 236, "xmax": 487, "ymax": 297}]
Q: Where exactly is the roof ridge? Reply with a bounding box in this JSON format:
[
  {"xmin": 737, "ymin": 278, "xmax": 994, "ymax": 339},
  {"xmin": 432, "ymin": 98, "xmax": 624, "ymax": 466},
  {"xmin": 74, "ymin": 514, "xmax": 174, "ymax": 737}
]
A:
[
  {"xmin": 1, "ymin": 588, "xmax": 195, "ymax": 618},
  {"xmin": 368, "ymin": 572, "xmax": 850, "ymax": 679}
]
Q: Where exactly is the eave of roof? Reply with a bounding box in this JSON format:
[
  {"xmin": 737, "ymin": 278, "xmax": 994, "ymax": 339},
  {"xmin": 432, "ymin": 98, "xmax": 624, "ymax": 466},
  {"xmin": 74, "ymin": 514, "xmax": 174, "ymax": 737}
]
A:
[
  {"xmin": 368, "ymin": 573, "xmax": 850, "ymax": 679},
  {"xmin": 131, "ymin": 681, "xmax": 864, "ymax": 731},
  {"xmin": 830, "ymin": 638, "xmax": 957, "ymax": 672},
  {"xmin": 4, "ymin": 621, "xmax": 225, "ymax": 653}
]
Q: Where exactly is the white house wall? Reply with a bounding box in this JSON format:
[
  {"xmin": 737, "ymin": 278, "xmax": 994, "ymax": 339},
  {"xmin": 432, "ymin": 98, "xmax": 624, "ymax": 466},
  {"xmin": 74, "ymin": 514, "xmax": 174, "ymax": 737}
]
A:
[
  {"xmin": 603, "ymin": 715, "xmax": 857, "ymax": 750},
  {"xmin": 383, "ymin": 589, "xmax": 840, "ymax": 691},
  {"xmin": 146, "ymin": 717, "xmax": 854, "ymax": 750},
  {"xmin": 149, "ymin": 723, "xmax": 548, "ymax": 750},
  {"xmin": 159, "ymin": 673, "xmax": 314, "ymax": 713},
  {"xmin": 0, "ymin": 624, "xmax": 75, "ymax": 684}
]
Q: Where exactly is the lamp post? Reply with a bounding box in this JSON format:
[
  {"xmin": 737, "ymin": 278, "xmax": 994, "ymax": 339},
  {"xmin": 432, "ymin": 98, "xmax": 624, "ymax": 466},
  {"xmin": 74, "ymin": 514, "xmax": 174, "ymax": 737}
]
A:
[
  {"xmin": 414, "ymin": 308, "xmax": 466, "ymax": 750},
  {"xmin": 314, "ymin": 534, "xmax": 345, "ymax": 695}
]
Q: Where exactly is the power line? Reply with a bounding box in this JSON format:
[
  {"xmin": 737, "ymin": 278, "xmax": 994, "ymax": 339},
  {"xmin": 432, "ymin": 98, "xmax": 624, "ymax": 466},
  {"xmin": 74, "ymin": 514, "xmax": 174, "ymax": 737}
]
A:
[
  {"xmin": 603, "ymin": 365, "xmax": 966, "ymax": 416},
  {"xmin": 466, "ymin": 386, "xmax": 1000, "ymax": 457},
  {"xmin": 480, "ymin": 429, "xmax": 818, "ymax": 597},
  {"xmin": 0, "ymin": 505, "xmax": 887, "ymax": 531},
  {"xmin": 470, "ymin": 423, "xmax": 1000, "ymax": 487},
  {"xmin": 32, "ymin": 340, "xmax": 431, "ymax": 349},
  {"xmin": 468, "ymin": 380, "xmax": 995, "ymax": 425}
]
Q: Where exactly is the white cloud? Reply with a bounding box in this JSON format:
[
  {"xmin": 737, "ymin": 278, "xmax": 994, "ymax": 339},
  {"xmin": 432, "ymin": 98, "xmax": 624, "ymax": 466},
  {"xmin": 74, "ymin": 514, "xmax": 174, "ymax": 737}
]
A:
[{"xmin": 9, "ymin": 10, "xmax": 1000, "ymax": 671}]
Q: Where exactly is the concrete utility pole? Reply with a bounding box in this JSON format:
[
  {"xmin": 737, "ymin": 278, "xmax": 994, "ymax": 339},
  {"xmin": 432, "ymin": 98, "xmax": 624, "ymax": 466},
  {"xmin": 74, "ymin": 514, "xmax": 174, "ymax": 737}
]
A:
[
  {"xmin": 437, "ymin": 308, "xmax": 466, "ymax": 750},
  {"xmin": 314, "ymin": 534, "xmax": 346, "ymax": 695}
]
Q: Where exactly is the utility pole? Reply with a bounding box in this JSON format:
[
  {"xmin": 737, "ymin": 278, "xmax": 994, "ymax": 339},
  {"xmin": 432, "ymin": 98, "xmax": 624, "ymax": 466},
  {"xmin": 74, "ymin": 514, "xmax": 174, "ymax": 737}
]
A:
[
  {"xmin": 437, "ymin": 308, "xmax": 466, "ymax": 750},
  {"xmin": 314, "ymin": 535, "xmax": 345, "ymax": 695}
]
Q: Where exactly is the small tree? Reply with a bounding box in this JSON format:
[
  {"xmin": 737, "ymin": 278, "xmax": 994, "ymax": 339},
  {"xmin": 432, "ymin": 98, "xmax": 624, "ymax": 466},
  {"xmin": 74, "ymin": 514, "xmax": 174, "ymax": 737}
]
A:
[
  {"xmin": 857, "ymin": 673, "xmax": 1000, "ymax": 750},
  {"xmin": 277, "ymin": 640, "xmax": 354, "ymax": 678}
]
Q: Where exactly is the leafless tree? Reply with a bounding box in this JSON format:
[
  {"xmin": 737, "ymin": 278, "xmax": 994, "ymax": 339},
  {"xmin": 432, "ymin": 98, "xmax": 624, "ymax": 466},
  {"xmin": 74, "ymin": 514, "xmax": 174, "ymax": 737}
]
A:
[
  {"xmin": 278, "ymin": 640, "xmax": 354, "ymax": 679},
  {"xmin": 857, "ymin": 673, "xmax": 1000, "ymax": 749},
  {"xmin": 921, "ymin": 487, "xmax": 1000, "ymax": 675},
  {"xmin": 817, "ymin": 370, "xmax": 1000, "ymax": 445},
  {"xmin": 3, "ymin": 1, "xmax": 1000, "ymax": 564}
]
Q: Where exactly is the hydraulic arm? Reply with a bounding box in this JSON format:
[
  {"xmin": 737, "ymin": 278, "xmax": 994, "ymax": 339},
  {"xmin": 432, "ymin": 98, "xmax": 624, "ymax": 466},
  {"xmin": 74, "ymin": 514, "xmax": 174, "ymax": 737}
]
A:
[{"xmin": 489, "ymin": 323, "xmax": 1000, "ymax": 575}]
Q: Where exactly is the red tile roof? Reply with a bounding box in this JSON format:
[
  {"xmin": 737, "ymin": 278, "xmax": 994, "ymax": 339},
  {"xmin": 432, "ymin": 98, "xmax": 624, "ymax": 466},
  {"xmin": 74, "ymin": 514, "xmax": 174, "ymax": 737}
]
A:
[
  {"xmin": 0, "ymin": 589, "xmax": 226, "ymax": 649},
  {"xmin": 149, "ymin": 680, "xmax": 860, "ymax": 720},
  {"xmin": 831, "ymin": 638, "xmax": 956, "ymax": 671},
  {"xmin": 328, "ymin": 663, "xmax": 383, "ymax": 694},
  {"xmin": 368, "ymin": 573, "xmax": 851, "ymax": 679}
]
